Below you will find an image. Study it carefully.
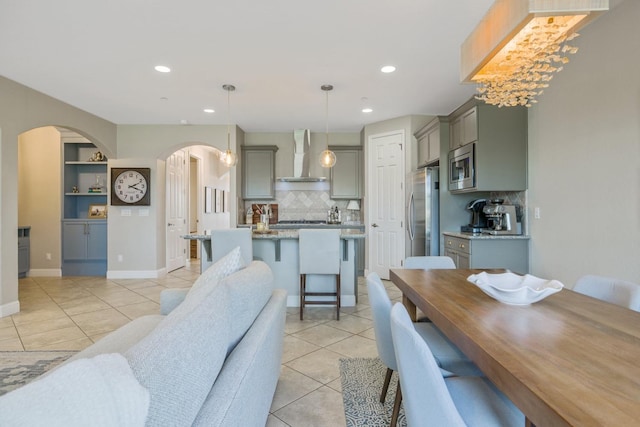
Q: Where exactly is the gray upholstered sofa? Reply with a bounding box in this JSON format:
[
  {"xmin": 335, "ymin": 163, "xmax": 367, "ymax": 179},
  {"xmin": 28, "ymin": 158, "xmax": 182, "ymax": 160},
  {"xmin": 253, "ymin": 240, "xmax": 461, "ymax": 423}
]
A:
[{"xmin": 0, "ymin": 248, "xmax": 287, "ymax": 427}]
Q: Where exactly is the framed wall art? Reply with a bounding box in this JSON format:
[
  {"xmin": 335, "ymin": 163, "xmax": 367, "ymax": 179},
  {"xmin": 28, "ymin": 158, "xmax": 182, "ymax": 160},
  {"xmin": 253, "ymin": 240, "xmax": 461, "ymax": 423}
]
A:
[{"xmin": 205, "ymin": 187, "xmax": 212, "ymax": 213}]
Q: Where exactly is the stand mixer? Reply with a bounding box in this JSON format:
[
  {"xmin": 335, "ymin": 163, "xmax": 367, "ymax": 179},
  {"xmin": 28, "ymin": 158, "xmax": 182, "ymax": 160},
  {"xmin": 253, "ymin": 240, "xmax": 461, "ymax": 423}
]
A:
[{"xmin": 482, "ymin": 199, "xmax": 519, "ymax": 235}]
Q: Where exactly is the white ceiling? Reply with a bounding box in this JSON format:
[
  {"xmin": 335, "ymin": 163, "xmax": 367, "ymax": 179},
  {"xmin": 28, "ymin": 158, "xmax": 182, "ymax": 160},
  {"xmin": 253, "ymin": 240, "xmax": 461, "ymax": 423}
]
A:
[{"xmin": 0, "ymin": 0, "xmax": 496, "ymax": 132}]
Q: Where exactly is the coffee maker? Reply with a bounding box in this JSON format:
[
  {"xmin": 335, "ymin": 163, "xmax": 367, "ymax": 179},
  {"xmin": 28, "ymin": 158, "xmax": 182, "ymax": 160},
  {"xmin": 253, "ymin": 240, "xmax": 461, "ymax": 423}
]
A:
[
  {"xmin": 482, "ymin": 199, "xmax": 519, "ymax": 235},
  {"xmin": 461, "ymin": 199, "xmax": 488, "ymax": 233}
]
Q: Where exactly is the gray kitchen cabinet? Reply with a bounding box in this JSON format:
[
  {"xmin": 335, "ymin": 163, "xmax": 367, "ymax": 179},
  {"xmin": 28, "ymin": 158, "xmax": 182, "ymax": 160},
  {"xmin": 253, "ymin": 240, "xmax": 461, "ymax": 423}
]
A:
[
  {"xmin": 449, "ymin": 106, "xmax": 477, "ymax": 150},
  {"xmin": 242, "ymin": 146, "xmax": 278, "ymax": 200},
  {"xmin": 62, "ymin": 220, "xmax": 107, "ymax": 276},
  {"xmin": 448, "ymin": 98, "xmax": 527, "ymax": 192},
  {"xmin": 329, "ymin": 145, "xmax": 362, "ymax": 199},
  {"xmin": 443, "ymin": 233, "xmax": 529, "ymax": 274},
  {"xmin": 415, "ymin": 117, "xmax": 444, "ymax": 167}
]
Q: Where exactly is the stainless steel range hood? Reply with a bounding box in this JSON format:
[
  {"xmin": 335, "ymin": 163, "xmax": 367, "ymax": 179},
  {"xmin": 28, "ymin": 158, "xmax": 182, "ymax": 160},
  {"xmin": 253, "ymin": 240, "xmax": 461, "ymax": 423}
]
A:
[{"xmin": 277, "ymin": 129, "xmax": 327, "ymax": 182}]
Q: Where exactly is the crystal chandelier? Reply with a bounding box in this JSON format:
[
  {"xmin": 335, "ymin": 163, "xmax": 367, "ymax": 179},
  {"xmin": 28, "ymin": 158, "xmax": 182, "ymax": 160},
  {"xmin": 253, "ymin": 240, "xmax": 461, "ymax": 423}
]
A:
[{"xmin": 461, "ymin": 0, "xmax": 608, "ymax": 107}]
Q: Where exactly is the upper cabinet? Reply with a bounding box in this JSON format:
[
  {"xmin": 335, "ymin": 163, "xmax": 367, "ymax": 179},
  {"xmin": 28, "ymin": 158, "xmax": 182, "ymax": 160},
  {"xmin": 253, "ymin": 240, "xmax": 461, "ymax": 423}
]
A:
[
  {"xmin": 329, "ymin": 145, "xmax": 362, "ymax": 199},
  {"xmin": 450, "ymin": 106, "xmax": 478, "ymax": 150},
  {"xmin": 415, "ymin": 117, "xmax": 446, "ymax": 167},
  {"xmin": 242, "ymin": 145, "xmax": 278, "ymax": 200},
  {"xmin": 449, "ymin": 98, "xmax": 527, "ymax": 193}
]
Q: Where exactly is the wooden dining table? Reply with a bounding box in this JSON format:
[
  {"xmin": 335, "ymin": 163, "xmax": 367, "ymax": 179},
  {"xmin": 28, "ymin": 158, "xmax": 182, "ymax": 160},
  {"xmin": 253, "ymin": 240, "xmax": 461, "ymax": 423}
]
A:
[{"xmin": 390, "ymin": 268, "xmax": 640, "ymax": 427}]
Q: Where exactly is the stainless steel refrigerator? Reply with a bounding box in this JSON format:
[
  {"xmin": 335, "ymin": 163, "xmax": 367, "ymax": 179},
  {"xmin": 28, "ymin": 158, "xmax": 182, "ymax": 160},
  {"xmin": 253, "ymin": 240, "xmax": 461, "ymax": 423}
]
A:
[{"xmin": 407, "ymin": 166, "xmax": 439, "ymax": 257}]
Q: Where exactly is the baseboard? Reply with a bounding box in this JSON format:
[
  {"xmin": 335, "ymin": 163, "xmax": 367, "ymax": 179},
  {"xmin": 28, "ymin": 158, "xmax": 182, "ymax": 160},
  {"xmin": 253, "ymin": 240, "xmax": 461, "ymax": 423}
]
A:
[
  {"xmin": 107, "ymin": 268, "xmax": 167, "ymax": 279},
  {"xmin": 27, "ymin": 269, "xmax": 62, "ymax": 277},
  {"xmin": 286, "ymin": 295, "xmax": 355, "ymax": 307},
  {"xmin": 0, "ymin": 300, "xmax": 20, "ymax": 318}
]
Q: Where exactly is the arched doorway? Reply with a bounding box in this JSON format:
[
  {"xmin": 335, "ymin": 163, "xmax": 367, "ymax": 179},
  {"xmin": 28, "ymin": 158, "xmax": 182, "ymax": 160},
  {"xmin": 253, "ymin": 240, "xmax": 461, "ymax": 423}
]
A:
[{"xmin": 165, "ymin": 145, "xmax": 231, "ymax": 272}]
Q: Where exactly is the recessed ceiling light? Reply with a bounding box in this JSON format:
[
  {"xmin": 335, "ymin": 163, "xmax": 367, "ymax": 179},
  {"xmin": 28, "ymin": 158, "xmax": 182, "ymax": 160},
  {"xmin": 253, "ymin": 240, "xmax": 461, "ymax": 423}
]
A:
[
  {"xmin": 154, "ymin": 65, "xmax": 171, "ymax": 73},
  {"xmin": 362, "ymin": 108, "xmax": 373, "ymax": 113},
  {"xmin": 203, "ymin": 108, "xmax": 215, "ymax": 113},
  {"xmin": 381, "ymin": 65, "xmax": 396, "ymax": 73}
]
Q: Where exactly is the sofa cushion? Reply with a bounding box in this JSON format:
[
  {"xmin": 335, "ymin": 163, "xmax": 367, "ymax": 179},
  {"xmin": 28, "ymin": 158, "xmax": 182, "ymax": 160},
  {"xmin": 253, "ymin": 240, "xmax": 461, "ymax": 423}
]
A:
[
  {"xmin": 125, "ymin": 275, "xmax": 230, "ymax": 427},
  {"xmin": 220, "ymin": 260, "xmax": 274, "ymax": 354},
  {"xmin": 0, "ymin": 353, "xmax": 149, "ymax": 427}
]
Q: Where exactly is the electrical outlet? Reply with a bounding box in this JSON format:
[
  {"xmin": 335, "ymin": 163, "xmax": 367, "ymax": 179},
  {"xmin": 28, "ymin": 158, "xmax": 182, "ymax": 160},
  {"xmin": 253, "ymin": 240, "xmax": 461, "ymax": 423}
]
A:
[
  {"xmin": 534, "ymin": 207, "xmax": 541, "ymax": 219},
  {"xmin": 46, "ymin": 253, "xmax": 52, "ymax": 260},
  {"xmin": 117, "ymin": 254, "xmax": 123, "ymax": 262}
]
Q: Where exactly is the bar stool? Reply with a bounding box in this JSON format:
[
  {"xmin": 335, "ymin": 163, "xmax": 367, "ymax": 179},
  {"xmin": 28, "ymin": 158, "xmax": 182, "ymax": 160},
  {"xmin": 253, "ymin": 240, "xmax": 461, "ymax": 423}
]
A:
[
  {"xmin": 299, "ymin": 229, "xmax": 341, "ymax": 320},
  {"xmin": 211, "ymin": 228, "xmax": 253, "ymax": 265}
]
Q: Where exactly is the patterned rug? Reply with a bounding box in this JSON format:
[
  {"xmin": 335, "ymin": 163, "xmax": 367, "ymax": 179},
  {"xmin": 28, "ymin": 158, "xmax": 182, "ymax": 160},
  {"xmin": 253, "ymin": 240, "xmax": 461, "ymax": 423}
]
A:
[
  {"xmin": 340, "ymin": 357, "xmax": 407, "ymax": 427},
  {"xmin": 0, "ymin": 351, "xmax": 77, "ymax": 396}
]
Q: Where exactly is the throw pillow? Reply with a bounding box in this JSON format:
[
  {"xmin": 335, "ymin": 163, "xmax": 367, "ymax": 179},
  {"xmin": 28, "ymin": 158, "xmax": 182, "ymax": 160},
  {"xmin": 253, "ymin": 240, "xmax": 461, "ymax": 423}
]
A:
[
  {"xmin": 220, "ymin": 260, "xmax": 274, "ymax": 354},
  {"xmin": 190, "ymin": 245, "xmax": 244, "ymax": 293}
]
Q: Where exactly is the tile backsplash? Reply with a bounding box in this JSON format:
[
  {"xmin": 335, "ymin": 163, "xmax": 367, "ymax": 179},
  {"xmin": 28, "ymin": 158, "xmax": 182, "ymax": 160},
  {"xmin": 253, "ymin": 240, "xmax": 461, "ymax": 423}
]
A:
[
  {"xmin": 244, "ymin": 181, "xmax": 360, "ymax": 222},
  {"xmin": 489, "ymin": 190, "xmax": 528, "ymax": 234}
]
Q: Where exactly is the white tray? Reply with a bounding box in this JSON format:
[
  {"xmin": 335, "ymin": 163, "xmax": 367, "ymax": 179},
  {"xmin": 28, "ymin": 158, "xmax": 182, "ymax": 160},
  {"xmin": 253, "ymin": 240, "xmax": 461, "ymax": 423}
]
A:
[{"xmin": 467, "ymin": 272, "xmax": 564, "ymax": 305}]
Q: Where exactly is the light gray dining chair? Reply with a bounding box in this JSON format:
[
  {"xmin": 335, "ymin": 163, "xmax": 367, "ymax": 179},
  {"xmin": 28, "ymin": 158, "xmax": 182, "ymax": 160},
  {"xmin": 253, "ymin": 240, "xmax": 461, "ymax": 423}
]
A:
[
  {"xmin": 403, "ymin": 256, "xmax": 456, "ymax": 322},
  {"xmin": 211, "ymin": 228, "xmax": 253, "ymax": 266},
  {"xmin": 299, "ymin": 229, "xmax": 341, "ymax": 320},
  {"xmin": 573, "ymin": 275, "xmax": 640, "ymax": 312},
  {"xmin": 404, "ymin": 255, "xmax": 456, "ymax": 270},
  {"xmin": 390, "ymin": 302, "xmax": 524, "ymax": 427},
  {"xmin": 366, "ymin": 272, "xmax": 481, "ymax": 426}
]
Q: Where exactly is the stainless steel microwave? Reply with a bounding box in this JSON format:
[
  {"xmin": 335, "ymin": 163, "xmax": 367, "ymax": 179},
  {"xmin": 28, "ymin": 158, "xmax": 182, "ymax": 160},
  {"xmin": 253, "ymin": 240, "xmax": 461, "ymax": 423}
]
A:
[{"xmin": 449, "ymin": 143, "xmax": 475, "ymax": 192}]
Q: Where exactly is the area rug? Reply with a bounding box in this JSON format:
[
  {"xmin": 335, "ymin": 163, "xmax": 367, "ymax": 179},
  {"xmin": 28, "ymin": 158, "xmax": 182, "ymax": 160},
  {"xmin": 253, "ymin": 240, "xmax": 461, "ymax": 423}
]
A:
[
  {"xmin": 340, "ymin": 357, "xmax": 407, "ymax": 427},
  {"xmin": 0, "ymin": 351, "xmax": 77, "ymax": 396}
]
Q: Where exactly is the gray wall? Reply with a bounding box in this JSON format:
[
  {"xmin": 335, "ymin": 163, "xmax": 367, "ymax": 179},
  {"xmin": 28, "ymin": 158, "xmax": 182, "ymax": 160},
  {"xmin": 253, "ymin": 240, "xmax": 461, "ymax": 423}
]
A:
[
  {"xmin": 0, "ymin": 76, "xmax": 117, "ymax": 316},
  {"xmin": 528, "ymin": 0, "xmax": 640, "ymax": 285}
]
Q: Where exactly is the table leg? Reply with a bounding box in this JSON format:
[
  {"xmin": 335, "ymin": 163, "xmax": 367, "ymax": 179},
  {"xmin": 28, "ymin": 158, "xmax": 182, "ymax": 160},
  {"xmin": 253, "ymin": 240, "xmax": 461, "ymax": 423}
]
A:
[{"xmin": 402, "ymin": 294, "xmax": 417, "ymax": 322}]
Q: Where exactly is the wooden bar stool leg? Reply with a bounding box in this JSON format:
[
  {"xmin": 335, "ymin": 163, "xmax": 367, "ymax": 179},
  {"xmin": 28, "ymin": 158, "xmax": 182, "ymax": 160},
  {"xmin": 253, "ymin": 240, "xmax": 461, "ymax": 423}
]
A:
[
  {"xmin": 336, "ymin": 273, "xmax": 341, "ymax": 320},
  {"xmin": 300, "ymin": 274, "xmax": 305, "ymax": 320}
]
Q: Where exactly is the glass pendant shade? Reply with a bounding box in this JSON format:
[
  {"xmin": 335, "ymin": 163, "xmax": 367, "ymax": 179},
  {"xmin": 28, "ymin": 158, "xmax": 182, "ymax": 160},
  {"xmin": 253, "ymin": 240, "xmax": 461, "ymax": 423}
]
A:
[
  {"xmin": 320, "ymin": 84, "xmax": 336, "ymax": 168},
  {"xmin": 319, "ymin": 149, "xmax": 336, "ymax": 168},
  {"xmin": 221, "ymin": 149, "xmax": 238, "ymax": 167},
  {"xmin": 222, "ymin": 84, "xmax": 238, "ymax": 167}
]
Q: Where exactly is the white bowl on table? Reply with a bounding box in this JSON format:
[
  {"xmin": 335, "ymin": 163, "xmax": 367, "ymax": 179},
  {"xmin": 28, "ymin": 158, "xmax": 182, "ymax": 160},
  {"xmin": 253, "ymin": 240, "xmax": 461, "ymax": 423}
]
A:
[{"xmin": 467, "ymin": 272, "xmax": 564, "ymax": 305}]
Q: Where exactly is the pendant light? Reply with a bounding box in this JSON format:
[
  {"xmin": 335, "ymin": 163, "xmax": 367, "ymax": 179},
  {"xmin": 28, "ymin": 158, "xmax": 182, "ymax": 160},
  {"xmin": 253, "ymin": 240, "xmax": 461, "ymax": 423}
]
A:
[
  {"xmin": 221, "ymin": 84, "xmax": 238, "ymax": 167},
  {"xmin": 319, "ymin": 84, "xmax": 336, "ymax": 168}
]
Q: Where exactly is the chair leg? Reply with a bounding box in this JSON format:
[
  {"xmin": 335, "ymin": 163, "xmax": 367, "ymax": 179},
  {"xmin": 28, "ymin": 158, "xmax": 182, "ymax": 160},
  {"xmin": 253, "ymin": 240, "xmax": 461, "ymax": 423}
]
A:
[
  {"xmin": 336, "ymin": 273, "xmax": 341, "ymax": 320},
  {"xmin": 390, "ymin": 379, "xmax": 402, "ymax": 427},
  {"xmin": 299, "ymin": 274, "xmax": 305, "ymax": 320},
  {"xmin": 380, "ymin": 368, "xmax": 393, "ymax": 403}
]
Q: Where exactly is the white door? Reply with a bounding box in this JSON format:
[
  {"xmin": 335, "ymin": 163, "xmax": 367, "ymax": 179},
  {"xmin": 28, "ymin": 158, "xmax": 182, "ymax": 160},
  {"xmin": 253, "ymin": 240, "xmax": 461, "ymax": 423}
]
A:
[
  {"xmin": 367, "ymin": 131, "xmax": 405, "ymax": 279},
  {"xmin": 166, "ymin": 149, "xmax": 187, "ymax": 272}
]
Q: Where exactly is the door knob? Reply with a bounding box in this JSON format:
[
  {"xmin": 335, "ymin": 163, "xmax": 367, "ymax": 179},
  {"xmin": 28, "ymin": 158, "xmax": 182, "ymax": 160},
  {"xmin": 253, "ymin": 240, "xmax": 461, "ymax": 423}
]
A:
[{"xmin": 371, "ymin": 223, "xmax": 379, "ymax": 228}]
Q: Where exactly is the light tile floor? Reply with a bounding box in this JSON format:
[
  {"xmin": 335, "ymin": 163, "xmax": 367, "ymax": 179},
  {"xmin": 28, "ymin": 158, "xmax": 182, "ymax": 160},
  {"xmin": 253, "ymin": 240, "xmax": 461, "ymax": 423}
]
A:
[{"xmin": 0, "ymin": 261, "xmax": 406, "ymax": 426}]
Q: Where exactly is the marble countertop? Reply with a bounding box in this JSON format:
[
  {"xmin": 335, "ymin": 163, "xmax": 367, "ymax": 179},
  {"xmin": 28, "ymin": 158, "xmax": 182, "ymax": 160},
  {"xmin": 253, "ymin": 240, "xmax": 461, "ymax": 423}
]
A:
[
  {"xmin": 443, "ymin": 231, "xmax": 531, "ymax": 240},
  {"xmin": 184, "ymin": 229, "xmax": 365, "ymax": 240},
  {"xmin": 238, "ymin": 223, "xmax": 365, "ymax": 230}
]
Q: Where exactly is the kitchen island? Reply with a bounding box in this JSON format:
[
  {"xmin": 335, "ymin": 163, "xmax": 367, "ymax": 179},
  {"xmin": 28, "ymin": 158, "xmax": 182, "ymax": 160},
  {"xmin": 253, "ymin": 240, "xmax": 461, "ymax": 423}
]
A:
[{"xmin": 184, "ymin": 228, "xmax": 365, "ymax": 307}]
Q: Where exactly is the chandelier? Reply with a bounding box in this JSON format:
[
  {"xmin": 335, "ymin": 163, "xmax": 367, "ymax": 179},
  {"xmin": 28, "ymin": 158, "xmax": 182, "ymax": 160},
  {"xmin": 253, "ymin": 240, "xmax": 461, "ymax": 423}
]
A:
[{"xmin": 461, "ymin": 0, "xmax": 608, "ymax": 107}]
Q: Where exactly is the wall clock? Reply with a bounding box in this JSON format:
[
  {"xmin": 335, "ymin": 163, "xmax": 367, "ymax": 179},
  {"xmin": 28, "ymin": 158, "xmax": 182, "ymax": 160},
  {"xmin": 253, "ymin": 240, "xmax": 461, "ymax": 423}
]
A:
[{"xmin": 111, "ymin": 168, "xmax": 151, "ymax": 206}]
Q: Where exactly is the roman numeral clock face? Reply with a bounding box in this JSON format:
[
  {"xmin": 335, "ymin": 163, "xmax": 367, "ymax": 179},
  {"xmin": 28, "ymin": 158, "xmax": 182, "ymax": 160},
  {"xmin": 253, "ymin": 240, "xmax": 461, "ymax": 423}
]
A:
[{"xmin": 111, "ymin": 168, "xmax": 151, "ymax": 206}]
